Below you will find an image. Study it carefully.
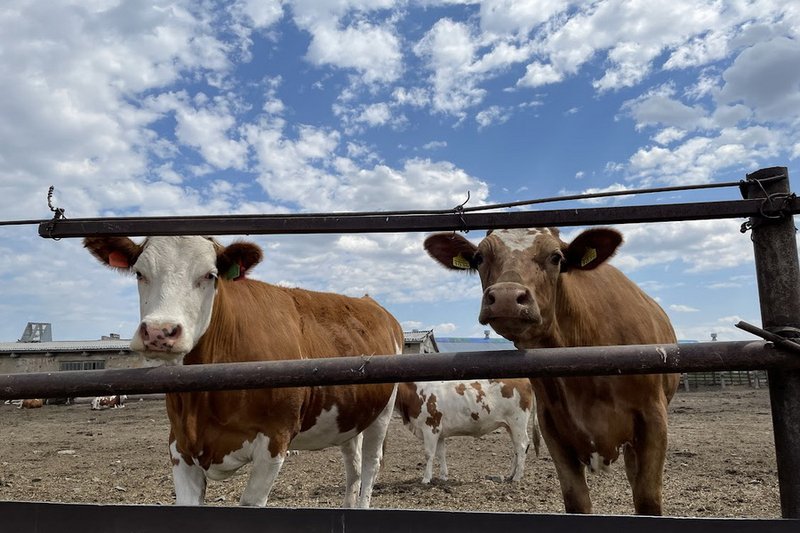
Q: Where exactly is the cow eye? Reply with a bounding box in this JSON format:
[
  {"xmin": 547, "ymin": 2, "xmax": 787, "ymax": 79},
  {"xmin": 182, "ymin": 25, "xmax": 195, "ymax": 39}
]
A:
[
  {"xmin": 134, "ymin": 270, "xmax": 144, "ymax": 282},
  {"xmin": 470, "ymin": 253, "xmax": 483, "ymax": 268},
  {"xmin": 204, "ymin": 271, "xmax": 218, "ymax": 281},
  {"xmin": 549, "ymin": 253, "xmax": 563, "ymax": 266}
]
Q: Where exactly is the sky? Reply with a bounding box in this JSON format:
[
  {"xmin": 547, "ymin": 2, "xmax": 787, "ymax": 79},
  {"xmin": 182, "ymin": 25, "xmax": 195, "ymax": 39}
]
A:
[{"xmin": 0, "ymin": 0, "xmax": 799, "ymax": 346}]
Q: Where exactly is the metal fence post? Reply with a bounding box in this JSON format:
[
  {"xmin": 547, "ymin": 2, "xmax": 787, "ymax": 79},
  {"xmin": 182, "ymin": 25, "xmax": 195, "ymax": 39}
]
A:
[{"xmin": 742, "ymin": 166, "xmax": 800, "ymax": 518}]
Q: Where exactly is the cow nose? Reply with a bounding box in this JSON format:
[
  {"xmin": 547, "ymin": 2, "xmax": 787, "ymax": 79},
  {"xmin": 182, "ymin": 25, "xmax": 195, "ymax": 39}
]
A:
[
  {"xmin": 479, "ymin": 282, "xmax": 538, "ymax": 324},
  {"xmin": 138, "ymin": 321, "xmax": 183, "ymax": 351}
]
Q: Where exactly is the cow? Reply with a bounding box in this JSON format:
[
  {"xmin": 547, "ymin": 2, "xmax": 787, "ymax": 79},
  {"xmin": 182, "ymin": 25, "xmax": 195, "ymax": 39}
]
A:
[
  {"xmin": 395, "ymin": 378, "xmax": 540, "ymax": 484},
  {"xmin": 19, "ymin": 399, "xmax": 44, "ymax": 409},
  {"xmin": 84, "ymin": 235, "xmax": 402, "ymax": 508},
  {"xmin": 424, "ymin": 227, "xmax": 680, "ymax": 515},
  {"xmin": 91, "ymin": 395, "xmax": 127, "ymax": 410}
]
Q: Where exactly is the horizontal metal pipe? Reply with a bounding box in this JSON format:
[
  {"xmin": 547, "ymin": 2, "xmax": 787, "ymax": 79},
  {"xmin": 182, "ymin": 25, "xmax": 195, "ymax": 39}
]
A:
[
  {"xmin": 37, "ymin": 198, "xmax": 800, "ymax": 238},
  {"xmin": 0, "ymin": 340, "xmax": 795, "ymax": 400}
]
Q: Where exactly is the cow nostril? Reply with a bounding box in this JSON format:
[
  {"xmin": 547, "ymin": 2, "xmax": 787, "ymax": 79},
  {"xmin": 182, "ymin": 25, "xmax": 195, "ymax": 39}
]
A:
[
  {"xmin": 166, "ymin": 324, "xmax": 182, "ymax": 339},
  {"xmin": 485, "ymin": 293, "xmax": 496, "ymax": 305},
  {"xmin": 139, "ymin": 322, "xmax": 149, "ymax": 340},
  {"xmin": 516, "ymin": 291, "xmax": 532, "ymax": 305}
]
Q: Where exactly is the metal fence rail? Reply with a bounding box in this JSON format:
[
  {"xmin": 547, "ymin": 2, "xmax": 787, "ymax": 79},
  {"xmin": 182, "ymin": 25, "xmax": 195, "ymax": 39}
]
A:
[
  {"xmin": 37, "ymin": 197, "xmax": 800, "ymax": 238},
  {"xmin": 0, "ymin": 340, "xmax": 798, "ymax": 400}
]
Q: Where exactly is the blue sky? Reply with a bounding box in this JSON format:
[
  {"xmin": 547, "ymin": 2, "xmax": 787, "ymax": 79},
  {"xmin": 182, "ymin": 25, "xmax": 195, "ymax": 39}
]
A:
[{"xmin": 1, "ymin": 1, "xmax": 799, "ymax": 345}]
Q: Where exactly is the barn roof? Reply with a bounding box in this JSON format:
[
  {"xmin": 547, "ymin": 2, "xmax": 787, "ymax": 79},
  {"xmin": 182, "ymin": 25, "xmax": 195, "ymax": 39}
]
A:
[
  {"xmin": 0, "ymin": 339, "xmax": 132, "ymax": 355},
  {"xmin": 436, "ymin": 337, "xmax": 516, "ymax": 353}
]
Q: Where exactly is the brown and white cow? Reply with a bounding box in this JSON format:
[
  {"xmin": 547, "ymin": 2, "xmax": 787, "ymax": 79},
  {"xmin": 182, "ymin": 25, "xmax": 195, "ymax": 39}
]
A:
[
  {"xmin": 84, "ymin": 235, "xmax": 402, "ymax": 508},
  {"xmin": 19, "ymin": 398, "xmax": 44, "ymax": 409},
  {"xmin": 91, "ymin": 395, "xmax": 127, "ymax": 410},
  {"xmin": 424, "ymin": 228, "xmax": 680, "ymax": 515},
  {"xmin": 395, "ymin": 378, "xmax": 539, "ymax": 483}
]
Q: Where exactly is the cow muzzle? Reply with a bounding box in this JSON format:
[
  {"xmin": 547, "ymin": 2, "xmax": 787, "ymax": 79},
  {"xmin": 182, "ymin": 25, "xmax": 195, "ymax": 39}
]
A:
[
  {"xmin": 478, "ymin": 282, "xmax": 540, "ymax": 336},
  {"xmin": 133, "ymin": 321, "xmax": 185, "ymax": 356}
]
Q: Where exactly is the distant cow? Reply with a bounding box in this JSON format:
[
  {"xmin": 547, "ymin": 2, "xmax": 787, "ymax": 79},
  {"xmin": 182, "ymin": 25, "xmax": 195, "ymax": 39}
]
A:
[
  {"xmin": 84, "ymin": 235, "xmax": 402, "ymax": 508},
  {"xmin": 19, "ymin": 399, "xmax": 44, "ymax": 409},
  {"xmin": 91, "ymin": 395, "xmax": 127, "ymax": 410},
  {"xmin": 396, "ymin": 378, "xmax": 539, "ymax": 483},
  {"xmin": 424, "ymin": 228, "xmax": 680, "ymax": 515}
]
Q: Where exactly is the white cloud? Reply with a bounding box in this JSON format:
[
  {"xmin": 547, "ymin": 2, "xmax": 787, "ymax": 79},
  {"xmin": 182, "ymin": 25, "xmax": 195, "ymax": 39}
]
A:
[
  {"xmin": 613, "ymin": 220, "xmax": 755, "ymax": 274},
  {"xmin": 475, "ymin": 105, "xmax": 511, "ymax": 129},
  {"xmin": 478, "ymin": 0, "xmax": 566, "ymax": 36},
  {"xmin": 304, "ymin": 21, "xmax": 403, "ymax": 84},
  {"xmin": 516, "ymin": 62, "xmax": 563, "ymax": 88},
  {"xmin": 718, "ymin": 37, "xmax": 800, "ymax": 123},
  {"xmin": 414, "ymin": 18, "xmax": 487, "ymax": 116},
  {"xmin": 670, "ymin": 304, "xmax": 700, "ymax": 313},
  {"xmin": 652, "ymin": 127, "xmax": 687, "ymax": 145},
  {"xmin": 622, "ymin": 84, "xmax": 710, "ymax": 132},
  {"xmin": 627, "ymin": 126, "xmax": 783, "ymax": 185}
]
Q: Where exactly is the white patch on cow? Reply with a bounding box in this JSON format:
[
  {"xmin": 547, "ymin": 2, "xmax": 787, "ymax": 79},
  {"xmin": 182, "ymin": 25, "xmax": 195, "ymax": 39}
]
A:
[
  {"xmin": 588, "ymin": 452, "xmax": 612, "ymax": 474},
  {"xmin": 495, "ymin": 229, "xmax": 548, "ymax": 252},
  {"xmin": 290, "ymin": 405, "xmax": 359, "ymax": 450},
  {"xmin": 170, "ymin": 441, "xmax": 208, "ymax": 506}
]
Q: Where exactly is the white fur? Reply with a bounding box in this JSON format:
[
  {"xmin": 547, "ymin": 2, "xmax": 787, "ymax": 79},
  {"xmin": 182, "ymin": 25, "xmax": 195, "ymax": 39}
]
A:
[{"xmin": 495, "ymin": 228, "xmax": 548, "ymax": 252}]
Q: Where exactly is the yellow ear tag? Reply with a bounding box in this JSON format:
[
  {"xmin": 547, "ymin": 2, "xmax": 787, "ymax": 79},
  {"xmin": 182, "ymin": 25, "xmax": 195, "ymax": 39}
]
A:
[
  {"xmin": 580, "ymin": 247, "xmax": 597, "ymax": 267},
  {"xmin": 452, "ymin": 253, "xmax": 471, "ymax": 270}
]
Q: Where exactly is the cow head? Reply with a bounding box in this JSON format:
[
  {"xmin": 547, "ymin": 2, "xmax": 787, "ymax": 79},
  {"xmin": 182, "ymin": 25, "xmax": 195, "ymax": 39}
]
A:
[
  {"xmin": 84, "ymin": 236, "xmax": 263, "ymax": 363},
  {"xmin": 424, "ymin": 228, "xmax": 622, "ymax": 346}
]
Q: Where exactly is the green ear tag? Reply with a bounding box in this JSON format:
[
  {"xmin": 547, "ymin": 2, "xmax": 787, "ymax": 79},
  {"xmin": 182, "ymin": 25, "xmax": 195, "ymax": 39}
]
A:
[
  {"xmin": 224, "ymin": 263, "xmax": 241, "ymax": 281},
  {"xmin": 580, "ymin": 247, "xmax": 597, "ymax": 267},
  {"xmin": 452, "ymin": 253, "xmax": 471, "ymax": 270}
]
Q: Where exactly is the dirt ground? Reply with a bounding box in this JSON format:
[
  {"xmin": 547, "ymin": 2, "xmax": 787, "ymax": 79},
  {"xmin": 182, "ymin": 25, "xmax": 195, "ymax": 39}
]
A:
[{"xmin": 0, "ymin": 388, "xmax": 780, "ymax": 517}]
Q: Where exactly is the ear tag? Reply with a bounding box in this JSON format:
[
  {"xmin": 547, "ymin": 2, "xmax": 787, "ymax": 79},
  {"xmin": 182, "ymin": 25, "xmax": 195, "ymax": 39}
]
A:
[
  {"xmin": 108, "ymin": 251, "xmax": 129, "ymax": 268},
  {"xmin": 452, "ymin": 253, "xmax": 471, "ymax": 270},
  {"xmin": 580, "ymin": 247, "xmax": 597, "ymax": 267},
  {"xmin": 223, "ymin": 263, "xmax": 241, "ymax": 281}
]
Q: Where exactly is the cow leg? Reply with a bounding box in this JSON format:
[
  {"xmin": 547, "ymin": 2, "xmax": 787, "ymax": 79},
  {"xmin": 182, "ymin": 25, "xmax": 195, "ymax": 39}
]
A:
[
  {"xmin": 540, "ymin": 414, "xmax": 592, "ymax": 513},
  {"xmin": 625, "ymin": 409, "xmax": 668, "ymax": 515},
  {"xmin": 356, "ymin": 383, "xmax": 398, "ymax": 508},
  {"xmin": 435, "ymin": 438, "xmax": 448, "ymax": 481},
  {"xmin": 421, "ymin": 429, "xmax": 438, "ymax": 484},
  {"xmin": 340, "ymin": 434, "xmax": 362, "ymax": 508},
  {"xmin": 170, "ymin": 442, "xmax": 206, "ymax": 505},
  {"xmin": 506, "ymin": 416, "xmax": 531, "ymax": 482},
  {"xmin": 240, "ymin": 435, "xmax": 286, "ymax": 507}
]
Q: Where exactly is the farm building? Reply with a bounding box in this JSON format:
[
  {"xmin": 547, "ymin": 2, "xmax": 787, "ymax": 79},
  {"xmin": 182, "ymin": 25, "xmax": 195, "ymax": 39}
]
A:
[{"xmin": 0, "ymin": 322, "xmax": 142, "ymax": 375}]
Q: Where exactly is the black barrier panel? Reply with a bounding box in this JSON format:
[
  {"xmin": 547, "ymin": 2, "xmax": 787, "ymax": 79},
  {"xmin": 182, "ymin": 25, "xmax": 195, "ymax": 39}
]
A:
[{"xmin": 2, "ymin": 501, "xmax": 799, "ymax": 533}]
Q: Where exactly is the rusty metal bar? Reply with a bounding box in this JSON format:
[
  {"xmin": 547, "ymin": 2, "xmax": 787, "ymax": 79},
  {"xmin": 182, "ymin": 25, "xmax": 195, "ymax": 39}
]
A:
[
  {"xmin": 0, "ymin": 340, "xmax": 797, "ymax": 400},
  {"xmin": 742, "ymin": 166, "xmax": 800, "ymax": 518},
  {"xmin": 37, "ymin": 197, "xmax": 800, "ymax": 238}
]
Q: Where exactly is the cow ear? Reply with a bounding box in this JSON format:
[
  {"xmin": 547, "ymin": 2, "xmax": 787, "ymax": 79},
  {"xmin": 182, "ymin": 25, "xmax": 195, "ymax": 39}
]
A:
[
  {"xmin": 424, "ymin": 233, "xmax": 480, "ymax": 271},
  {"xmin": 83, "ymin": 237, "xmax": 142, "ymax": 273},
  {"xmin": 218, "ymin": 241, "xmax": 263, "ymax": 281},
  {"xmin": 563, "ymin": 228, "xmax": 622, "ymax": 271}
]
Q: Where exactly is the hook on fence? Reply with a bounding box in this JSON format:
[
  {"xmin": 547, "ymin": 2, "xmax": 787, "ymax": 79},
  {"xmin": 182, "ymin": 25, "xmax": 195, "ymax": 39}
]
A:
[
  {"xmin": 735, "ymin": 320, "xmax": 800, "ymax": 355},
  {"xmin": 452, "ymin": 190, "xmax": 471, "ymax": 235},
  {"xmin": 45, "ymin": 186, "xmax": 66, "ymax": 240}
]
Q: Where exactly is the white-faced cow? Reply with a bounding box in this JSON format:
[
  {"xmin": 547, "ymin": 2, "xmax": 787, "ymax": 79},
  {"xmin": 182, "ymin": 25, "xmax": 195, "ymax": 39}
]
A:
[
  {"xmin": 84, "ymin": 236, "xmax": 402, "ymax": 508},
  {"xmin": 424, "ymin": 228, "xmax": 679, "ymax": 515},
  {"xmin": 395, "ymin": 378, "xmax": 539, "ymax": 484}
]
